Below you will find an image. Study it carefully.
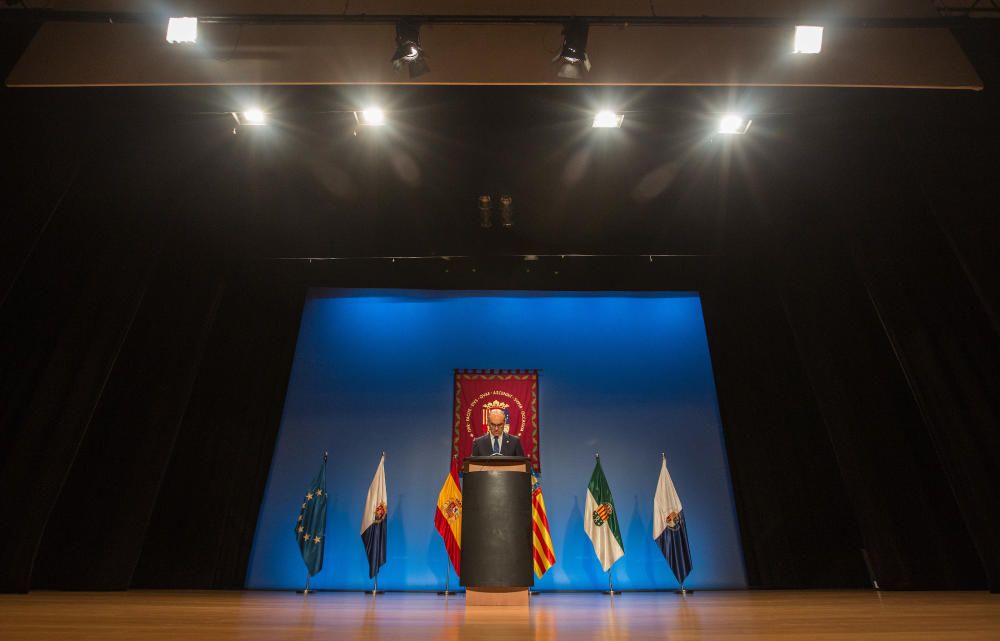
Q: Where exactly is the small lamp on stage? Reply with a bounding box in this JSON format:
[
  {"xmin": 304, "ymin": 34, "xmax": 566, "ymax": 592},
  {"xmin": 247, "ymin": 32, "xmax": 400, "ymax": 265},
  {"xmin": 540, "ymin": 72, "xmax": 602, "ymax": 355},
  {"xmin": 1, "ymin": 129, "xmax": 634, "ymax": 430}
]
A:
[
  {"xmin": 554, "ymin": 21, "xmax": 592, "ymax": 79},
  {"xmin": 717, "ymin": 113, "xmax": 751, "ymax": 136},
  {"xmin": 498, "ymin": 195, "xmax": 514, "ymax": 229},
  {"xmin": 793, "ymin": 25, "xmax": 824, "ymax": 54},
  {"xmin": 478, "ymin": 194, "xmax": 493, "ymax": 229},
  {"xmin": 356, "ymin": 107, "xmax": 386, "ymax": 127},
  {"xmin": 166, "ymin": 17, "xmax": 198, "ymax": 44},
  {"xmin": 231, "ymin": 109, "xmax": 267, "ymax": 134},
  {"xmin": 353, "ymin": 107, "xmax": 387, "ymax": 136},
  {"xmin": 593, "ymin": 111, "xmax": 624, "ymax": 128},
  {"xmin": 392, "ymin": 21, "xmax": 430, "ymax": 79}
]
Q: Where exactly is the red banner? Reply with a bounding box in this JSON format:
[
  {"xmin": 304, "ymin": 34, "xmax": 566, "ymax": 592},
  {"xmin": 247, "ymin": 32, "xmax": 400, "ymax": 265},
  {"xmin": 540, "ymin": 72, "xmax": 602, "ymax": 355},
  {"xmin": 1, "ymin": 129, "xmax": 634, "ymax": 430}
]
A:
[{"xmin": 452, "ymin": 369, "xmax": 541, "ymax": 471}]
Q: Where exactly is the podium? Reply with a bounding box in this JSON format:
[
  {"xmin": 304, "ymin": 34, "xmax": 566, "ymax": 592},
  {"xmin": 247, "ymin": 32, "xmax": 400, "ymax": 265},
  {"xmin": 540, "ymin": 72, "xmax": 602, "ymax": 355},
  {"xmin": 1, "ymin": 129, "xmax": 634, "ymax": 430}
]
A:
[{"xmin": 461, "ymin": 456, "xmax": 533, "ymax": 606}]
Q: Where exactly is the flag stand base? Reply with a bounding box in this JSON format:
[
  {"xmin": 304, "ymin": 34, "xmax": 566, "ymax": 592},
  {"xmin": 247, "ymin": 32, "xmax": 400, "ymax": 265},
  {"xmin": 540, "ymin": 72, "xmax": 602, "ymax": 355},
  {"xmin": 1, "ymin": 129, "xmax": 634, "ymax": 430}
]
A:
[
  {"xmin": 369, "ymin": 573, "xmax": 384, "ymax": 596},
  {"xmin": 604, "ymin": 571, "xmax": 620, "ymax": 595},
  {"xmin": 437, "ymin": 566, "xmax": 455, "ymax": 595},
  {"xmin": 297, "ymin": 574, "xmax": 314, "ymax": 595}
]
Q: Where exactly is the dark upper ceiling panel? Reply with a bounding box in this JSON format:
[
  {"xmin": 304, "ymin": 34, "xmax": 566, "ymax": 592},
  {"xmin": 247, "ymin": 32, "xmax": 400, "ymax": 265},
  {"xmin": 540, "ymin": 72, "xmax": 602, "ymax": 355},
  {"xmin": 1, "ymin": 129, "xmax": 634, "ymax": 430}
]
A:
[{"xmin": 2, "ymin": 1, "xmax": 982, "ymax": 89}]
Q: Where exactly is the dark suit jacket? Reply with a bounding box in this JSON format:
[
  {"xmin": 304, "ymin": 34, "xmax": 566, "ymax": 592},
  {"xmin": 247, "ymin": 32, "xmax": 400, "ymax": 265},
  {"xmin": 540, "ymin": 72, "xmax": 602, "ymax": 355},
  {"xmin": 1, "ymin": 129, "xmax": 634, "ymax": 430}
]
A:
[{"xmin": 471, "ymin": 432, "xmax": 526, "ymax": 458}]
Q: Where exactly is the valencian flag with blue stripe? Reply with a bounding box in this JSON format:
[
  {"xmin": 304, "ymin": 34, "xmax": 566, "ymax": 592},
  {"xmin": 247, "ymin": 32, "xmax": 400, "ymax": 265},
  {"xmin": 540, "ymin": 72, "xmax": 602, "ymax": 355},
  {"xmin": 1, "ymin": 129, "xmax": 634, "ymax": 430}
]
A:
[
  {"xmin": 360, "ymin": 453, "xmax": 388, "ymax": 579},
  {"xmin": 652, "ymin": 454, "xmax": 692, "ymax": 586},
  {"xmin": 294, "ymin": 452, "xmax": 328, "ymax": 577}
]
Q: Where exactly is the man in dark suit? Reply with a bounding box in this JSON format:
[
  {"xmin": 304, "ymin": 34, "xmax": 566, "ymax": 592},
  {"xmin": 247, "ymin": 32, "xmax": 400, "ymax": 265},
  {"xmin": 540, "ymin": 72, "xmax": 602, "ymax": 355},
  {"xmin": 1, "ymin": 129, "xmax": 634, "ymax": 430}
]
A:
[{"xmin": 472, "ymin": 408, "xmax": 526, "ymax": 457}]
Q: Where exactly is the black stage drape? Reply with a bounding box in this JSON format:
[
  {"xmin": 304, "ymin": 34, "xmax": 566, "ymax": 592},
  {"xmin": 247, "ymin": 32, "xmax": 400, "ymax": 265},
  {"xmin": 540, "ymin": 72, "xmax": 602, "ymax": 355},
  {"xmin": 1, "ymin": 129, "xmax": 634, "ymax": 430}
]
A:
[
  {"xmin": 703, "ymin": 98, "xmax": 996, "ymax": 590},
  {"xmin": 0, "ymin": 73, "xmax": 305, "ymax": 592},
  {"xmin": 1, "ymin": 21, "xmax": 998, "ymax": 593}
]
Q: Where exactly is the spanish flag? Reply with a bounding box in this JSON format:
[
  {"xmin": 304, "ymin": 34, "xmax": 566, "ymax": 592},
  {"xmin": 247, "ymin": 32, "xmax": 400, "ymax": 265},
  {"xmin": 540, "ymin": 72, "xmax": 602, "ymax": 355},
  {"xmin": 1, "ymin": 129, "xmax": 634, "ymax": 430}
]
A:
[
  {"xmin": 434, "ymin": 458, "xmax": 463, "ymax": 576},
  {"xmin": 531, "ymin": 471, "xmax": 557, "ymax": 578}
]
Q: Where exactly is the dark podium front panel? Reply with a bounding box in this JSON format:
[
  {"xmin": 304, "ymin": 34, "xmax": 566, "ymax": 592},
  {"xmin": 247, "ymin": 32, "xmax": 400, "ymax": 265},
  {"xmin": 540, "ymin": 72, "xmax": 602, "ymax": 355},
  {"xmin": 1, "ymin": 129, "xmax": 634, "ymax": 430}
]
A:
[{"xmin": 459, "ymin": 466, "xmax": 534, "ymax": 588}]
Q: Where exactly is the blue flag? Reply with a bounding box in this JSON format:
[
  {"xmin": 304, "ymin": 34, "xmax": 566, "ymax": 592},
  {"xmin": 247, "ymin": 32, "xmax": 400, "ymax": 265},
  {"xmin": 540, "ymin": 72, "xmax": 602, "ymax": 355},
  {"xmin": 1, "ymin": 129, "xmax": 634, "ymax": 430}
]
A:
[
  {"xmin": 652, "ymin": 455, "xmax": 692, "ymax": 585},
  {"xmin": 294, "ymin": 454, "xmax": 328, "ymax": 577},
  {"xmin": 360, "ymin": 453, "xmax": 387, "ymax": 579}
]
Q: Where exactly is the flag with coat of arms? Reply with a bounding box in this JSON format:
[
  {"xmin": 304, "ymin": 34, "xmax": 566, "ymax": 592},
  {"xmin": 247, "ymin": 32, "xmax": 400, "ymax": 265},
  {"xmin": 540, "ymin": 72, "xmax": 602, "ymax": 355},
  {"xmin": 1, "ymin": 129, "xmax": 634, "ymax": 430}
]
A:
[
  {"xmin": 653, "ymin": 453, "xmax": 692, "ymax": 585},
  {"xmin": 361, "ymin": 453, "xmax": 388, "ymax": 579},
  {"xmin": 434, "ymin": 457, "xmax": 463, "ymax": 576},
  {"xmin": 584, "ymin": 455, "xmax": 624, "ymax": 572}
]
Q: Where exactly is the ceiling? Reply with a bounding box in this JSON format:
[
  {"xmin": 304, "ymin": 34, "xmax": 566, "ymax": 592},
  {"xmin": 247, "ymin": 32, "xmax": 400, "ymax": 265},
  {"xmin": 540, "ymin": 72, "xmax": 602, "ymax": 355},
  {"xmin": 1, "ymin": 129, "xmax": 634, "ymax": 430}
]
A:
[{"xmin": 2, "ymin": 1, "xmax": 982, "ymax": 89}]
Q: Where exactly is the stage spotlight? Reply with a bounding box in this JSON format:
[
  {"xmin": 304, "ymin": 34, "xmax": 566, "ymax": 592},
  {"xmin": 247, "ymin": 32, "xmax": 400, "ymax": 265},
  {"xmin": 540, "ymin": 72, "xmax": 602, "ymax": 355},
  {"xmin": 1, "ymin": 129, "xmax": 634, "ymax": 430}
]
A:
[
  {"xmin": 355, "ymin": 107, "xmax": 386, "ymax": 127},
  {"xmin": 793, "ymin": 25, "xmax": 823, "ymax": 54},
  {"xmin": 499, "ymin": 195, "xmax": 514, "ymax": 229},
  {"xmin": 593, "ymin": 111, "xmax": 624, "ymax": 128},
  {"xmin": 166, "ymin": 17, "xmax": 198, "ymax": 44},
  {"xmin": 232, "ymin": 109, "xmax": 267, "ymax": 127},
  {"xmin": 391, "ymin": 21, "xmax": 429, "ymax": 79},
  {"xmin": 718, "ymin": 114, "xmax": 751, "ymax": 135},
  {"xmin": 554, "ymin": 22, "xmax": 591, "ymax": 79},
  {"xmin": 478, "ymin": 195, "xmax": 492, "ymax": 229}
]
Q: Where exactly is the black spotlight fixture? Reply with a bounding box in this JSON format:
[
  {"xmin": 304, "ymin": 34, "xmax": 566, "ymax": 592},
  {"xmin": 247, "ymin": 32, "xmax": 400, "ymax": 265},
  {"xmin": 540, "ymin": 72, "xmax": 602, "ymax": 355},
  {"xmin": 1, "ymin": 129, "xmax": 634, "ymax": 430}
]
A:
[
  {"xmin": 498, "ymin": 195, "xmax": 514, "ymax": 229},
  {"xmin": 478, "ymin": 195, "xmax": 492, "ymax": 228},
  {"xmin": 392, "ymin": 20, "xmax": 429, "ymax": 79},
  {"xmin": 554, "ymin": 21, "xmax": 591, "ymax": 79}
]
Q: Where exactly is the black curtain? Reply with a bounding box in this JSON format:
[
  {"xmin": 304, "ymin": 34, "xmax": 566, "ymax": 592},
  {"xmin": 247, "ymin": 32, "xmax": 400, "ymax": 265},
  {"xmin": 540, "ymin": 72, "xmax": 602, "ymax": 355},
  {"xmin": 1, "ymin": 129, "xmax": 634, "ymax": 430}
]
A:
[
  {"xmin": 130, "ymin": 269, "xmax": 304, "ymax": 589},
  {"xmin": 711, "ymin": 98, "xmax": 995, "ymax": 590},
  {"xmin": 0, "ymin": 80, "xmax": 305, "ymax": 591},
  {"xmin": 0, "ymin": 105, "xmax": 171, "ymax": 592},
  {"xmin": 702, "ymin": 279, "xmax": 870, "ymax": 589}
]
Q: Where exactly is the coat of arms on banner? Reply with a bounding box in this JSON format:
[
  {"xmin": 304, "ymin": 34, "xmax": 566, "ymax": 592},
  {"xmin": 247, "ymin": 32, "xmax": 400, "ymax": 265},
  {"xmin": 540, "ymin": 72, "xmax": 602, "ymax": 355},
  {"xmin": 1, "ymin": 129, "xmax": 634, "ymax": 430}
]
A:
[{"xmin": 452, "ymin": 369, "xmax": 541, "ymax": 471}]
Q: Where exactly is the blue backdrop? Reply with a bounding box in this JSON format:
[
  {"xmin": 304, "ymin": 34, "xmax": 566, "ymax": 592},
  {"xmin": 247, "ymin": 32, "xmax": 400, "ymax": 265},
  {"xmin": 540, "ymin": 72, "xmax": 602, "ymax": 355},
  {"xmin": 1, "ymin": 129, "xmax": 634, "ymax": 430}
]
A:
[{"xmin": 246, "ymin": 289, "xmax": 746, "ymax": 590}]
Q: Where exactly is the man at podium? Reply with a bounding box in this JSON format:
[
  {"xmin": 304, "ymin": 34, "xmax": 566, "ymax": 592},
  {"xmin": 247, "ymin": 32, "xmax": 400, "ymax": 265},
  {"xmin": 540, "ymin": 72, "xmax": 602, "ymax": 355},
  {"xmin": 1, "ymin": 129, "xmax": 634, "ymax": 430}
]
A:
[{"xmin": 471, "ymin": 408, "xmax": 526, "ymax": 457}]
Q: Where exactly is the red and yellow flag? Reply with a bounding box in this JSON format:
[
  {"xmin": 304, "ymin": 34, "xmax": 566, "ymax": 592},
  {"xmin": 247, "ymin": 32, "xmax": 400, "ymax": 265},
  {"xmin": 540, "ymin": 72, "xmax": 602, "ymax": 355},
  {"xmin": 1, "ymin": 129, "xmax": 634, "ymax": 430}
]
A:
[
  {"xmin": 434, "ymin": 458, "xmax": 463, "ymax": 576},
  {"xmin": 531, "ymin": 472, "xmax": 556, "ymax": 578}
]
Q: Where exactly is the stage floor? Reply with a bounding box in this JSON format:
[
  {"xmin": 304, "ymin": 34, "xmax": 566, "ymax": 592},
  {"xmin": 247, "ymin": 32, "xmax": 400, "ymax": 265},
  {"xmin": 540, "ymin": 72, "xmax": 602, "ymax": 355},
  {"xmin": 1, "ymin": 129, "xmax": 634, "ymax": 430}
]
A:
[{"xmin": 1, "ymin": 590, "xmax": 998, "ymax": 640}]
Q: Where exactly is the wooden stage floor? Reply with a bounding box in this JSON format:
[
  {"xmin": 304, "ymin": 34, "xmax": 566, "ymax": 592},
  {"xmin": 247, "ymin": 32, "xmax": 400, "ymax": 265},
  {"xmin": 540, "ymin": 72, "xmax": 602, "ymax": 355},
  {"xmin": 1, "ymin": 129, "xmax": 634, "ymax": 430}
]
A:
[{"xmin": 1, "ymin": 590, "xmax": 998, "ymax": 641}]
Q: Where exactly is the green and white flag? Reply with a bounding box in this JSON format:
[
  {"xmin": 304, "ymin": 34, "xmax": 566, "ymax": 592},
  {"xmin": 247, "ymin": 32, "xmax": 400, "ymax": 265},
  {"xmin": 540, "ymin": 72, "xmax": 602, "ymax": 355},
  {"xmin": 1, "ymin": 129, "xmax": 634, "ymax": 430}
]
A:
[{"xmin": 584, "ymin": 456, "xmax": 625, "ymax": 572}]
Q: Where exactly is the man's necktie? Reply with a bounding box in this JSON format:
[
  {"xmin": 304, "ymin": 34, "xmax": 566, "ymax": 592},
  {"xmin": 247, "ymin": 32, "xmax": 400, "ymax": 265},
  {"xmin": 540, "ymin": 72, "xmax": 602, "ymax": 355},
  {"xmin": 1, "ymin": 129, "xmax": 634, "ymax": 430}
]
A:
[{"xmin": 492, "ymin": 436, "xmax": 500, "ymax": 454}]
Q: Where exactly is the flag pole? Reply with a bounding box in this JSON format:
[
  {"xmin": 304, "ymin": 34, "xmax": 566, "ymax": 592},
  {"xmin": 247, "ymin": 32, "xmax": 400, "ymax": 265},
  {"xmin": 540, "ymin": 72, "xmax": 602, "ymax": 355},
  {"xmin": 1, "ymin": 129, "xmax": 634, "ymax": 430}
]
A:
[
  {"xmin": 607, "ymin": 568, "xmax": 621, "ymax": 595},
  {"xmin": 297, "ymin": 571, "xmax": 312, "ymax": 594},
  {"xmin": 370, "ymin": 450, "xmax": 385, "ymax": 596},
  {"xmin": 297, "ymin": 450, "xmax": 328, "ymax": 595},
  {"xmin": 437, "ymin": 560, "xmax": 453, "ymax": 596},
  {"xmin": 596, "ymin": 452, "xmax": 621, "ymax": 596},
  {"xmin": 662, "ymin": 452, "xmax": 694, "ymax": 596},
  {"xmin": 438, "ymin": 559, "xmax": 455, "ymax": 596},
  {"xmin": 437, "ymin": 454, "xmax": 457, "ymax": 597},
  {"xmin": 308, "ymin": 448, "xmax": 327, "ymax": 596},
  {"xmin": 605, "ymin": 568, "xmax": 620, "ymax": 596}
]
